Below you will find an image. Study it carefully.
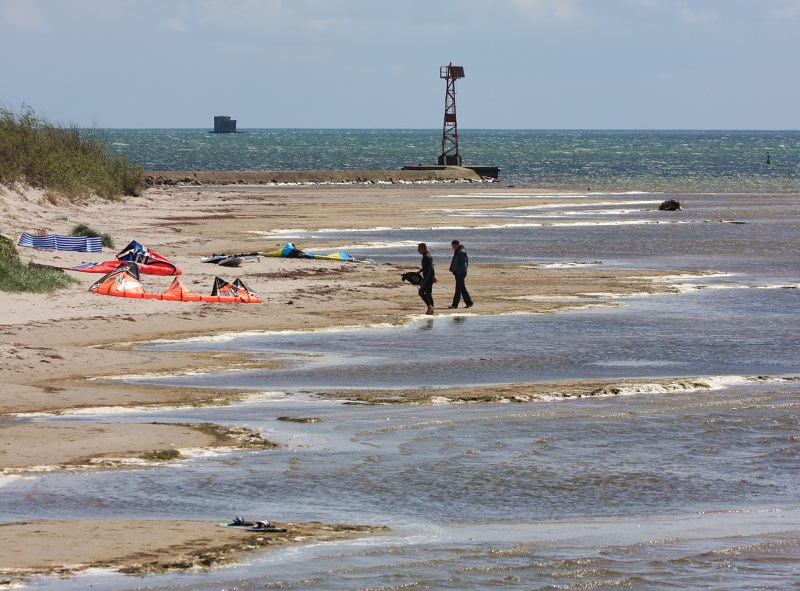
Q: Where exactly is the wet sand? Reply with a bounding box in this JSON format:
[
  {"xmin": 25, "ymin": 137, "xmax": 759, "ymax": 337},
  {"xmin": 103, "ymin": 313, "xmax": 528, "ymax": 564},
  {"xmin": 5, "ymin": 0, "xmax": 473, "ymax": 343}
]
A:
[
  {"xmin": 0, "ymin": 520, "xmax": 388, "ymax": 581},
  {"xmin": 0, "ymin": 178, "xmax": 689, "ymax": 582},
  {"xmin": 144, "ymin": 166, "xmax": 484, "ymax": 185}
]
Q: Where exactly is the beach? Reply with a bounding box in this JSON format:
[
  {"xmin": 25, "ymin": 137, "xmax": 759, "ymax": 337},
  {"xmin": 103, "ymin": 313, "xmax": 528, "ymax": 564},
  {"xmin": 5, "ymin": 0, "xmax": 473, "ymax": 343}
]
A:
[{"xmin": 0, "ymin": 177, "xmax": 693, "ymax": 582}]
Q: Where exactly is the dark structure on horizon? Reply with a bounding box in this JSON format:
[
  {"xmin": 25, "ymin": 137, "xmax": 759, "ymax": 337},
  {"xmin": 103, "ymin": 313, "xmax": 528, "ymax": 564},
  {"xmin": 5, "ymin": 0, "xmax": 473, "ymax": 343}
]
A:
[
  {"xmin": 211, "ymin": 115, "xmax": 238, "ymax": 133},
  {"xmin": 403, "ymin": 63, "xmax": 498, "ymax": 179}
]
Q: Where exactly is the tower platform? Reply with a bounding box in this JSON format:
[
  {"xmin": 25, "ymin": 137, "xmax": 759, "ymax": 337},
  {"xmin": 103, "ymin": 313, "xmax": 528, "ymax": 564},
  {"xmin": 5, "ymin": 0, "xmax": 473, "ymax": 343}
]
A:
[{"xmin": 402, "ymin": 164, "xmax": 499, "ymax": 179}]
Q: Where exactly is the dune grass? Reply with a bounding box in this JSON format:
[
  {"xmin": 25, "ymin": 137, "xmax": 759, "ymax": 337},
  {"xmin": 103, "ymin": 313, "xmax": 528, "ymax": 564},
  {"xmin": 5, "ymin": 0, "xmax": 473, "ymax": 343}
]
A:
[
  {"xmin": 0, "ymin": 105, "xmax": 145, "ymax": 200},
  {"xmin": 70, "ymin": 223, "xmax": 114, "ymax": 249},
  {"xmin": 0, "ymin": 235, "xmax": 79, "ymax": 293}
]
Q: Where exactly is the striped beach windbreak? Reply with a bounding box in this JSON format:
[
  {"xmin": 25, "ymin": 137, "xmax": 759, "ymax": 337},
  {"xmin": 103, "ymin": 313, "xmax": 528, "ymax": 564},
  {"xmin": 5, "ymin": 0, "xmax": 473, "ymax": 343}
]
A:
[{"xmin": 17, "ymin": 232, "xmax": 103, "ymax": 253}]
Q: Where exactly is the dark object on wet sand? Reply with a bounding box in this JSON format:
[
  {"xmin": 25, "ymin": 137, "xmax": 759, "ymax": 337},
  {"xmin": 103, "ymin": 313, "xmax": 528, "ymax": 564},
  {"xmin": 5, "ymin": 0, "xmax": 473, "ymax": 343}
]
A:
[
  {"xmin": 401, "ymin": 271, "xmax": 423, "ymax": 285},
  {"xmin": 218, "ymin": 517, "xmax": 287, "ymax": 532},
  {"xmin": 659, "ymin": 199, "xmax": 682, "ymax": 211}
]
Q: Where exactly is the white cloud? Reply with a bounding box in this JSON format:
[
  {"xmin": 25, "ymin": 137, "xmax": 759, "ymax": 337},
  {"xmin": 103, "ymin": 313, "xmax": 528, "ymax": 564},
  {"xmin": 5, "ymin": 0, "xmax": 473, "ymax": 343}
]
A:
[
  {"xmin": 195, "ymin": 0, "xmax": 288, "ymax": 29},
  {"xmin": 768, "ymin": 0, "xmax": 800, "ymax": 19},
  {"xmin": 302, "ymin": 16, "xmax": 350, "ymax": 32},
  {"xmin": 510, "ymin": 0, "xmax": 580, "ymax": 21},
  {"xmin": 0, "ymin": 0, "xmax": 45, "ymax": 31},
  {"xmin": 180, "ymin": 0, "xmax": 354, "ymax": 34},
  {"xmin": 678, "ymin": 5, "xmax": 719, "ymax": 23},
  {"xmin": 626, "ymin": 1, "xmax": 720, "ymax": 23},
  {"xmin": 161, "ymin": 18, "xmax": 189, "ymax": 33}
]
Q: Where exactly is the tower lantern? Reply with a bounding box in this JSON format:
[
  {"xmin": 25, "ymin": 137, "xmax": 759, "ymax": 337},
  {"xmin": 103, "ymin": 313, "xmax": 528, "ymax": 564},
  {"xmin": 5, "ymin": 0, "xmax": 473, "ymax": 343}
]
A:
[{"xmin": 438, "ymin": 63, "xmax": 465, "ymax": 166}]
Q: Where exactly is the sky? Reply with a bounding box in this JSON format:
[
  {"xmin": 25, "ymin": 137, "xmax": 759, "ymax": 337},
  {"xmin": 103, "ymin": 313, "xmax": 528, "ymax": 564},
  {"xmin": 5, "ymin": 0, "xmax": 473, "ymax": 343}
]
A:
[{"xmin": 1, "ymin": 0, "xmax": 798, "ymax": 129}]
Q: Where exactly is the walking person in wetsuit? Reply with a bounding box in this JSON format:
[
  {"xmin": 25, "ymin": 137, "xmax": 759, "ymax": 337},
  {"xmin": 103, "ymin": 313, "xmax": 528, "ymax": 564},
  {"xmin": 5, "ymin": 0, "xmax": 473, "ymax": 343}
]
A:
[
  {"xmin": 417, "ymin": 242, "xmax": 435, "ymax": 315},
  {"xmin": 448, "ymin": 239, "xmax": 473, "ymax": 309}
]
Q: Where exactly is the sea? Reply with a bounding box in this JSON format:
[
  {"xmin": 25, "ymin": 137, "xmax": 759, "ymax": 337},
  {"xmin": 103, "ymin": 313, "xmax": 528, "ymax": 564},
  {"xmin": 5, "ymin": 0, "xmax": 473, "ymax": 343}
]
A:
[
  {"xmin": 100, "ymin": 128, "xmax": 800, "ymax": 192},
  {"xmin": 3, "ymin": 130, "xmax": 800, "ymax": 590}
]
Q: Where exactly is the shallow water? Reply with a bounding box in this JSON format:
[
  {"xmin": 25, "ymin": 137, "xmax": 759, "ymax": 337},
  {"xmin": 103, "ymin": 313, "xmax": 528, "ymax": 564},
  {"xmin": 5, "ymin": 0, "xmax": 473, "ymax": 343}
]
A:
[
  {"xmin": 7, "ymin": 382, "xmax": 800, "ymax": 590},
  {"xmin": 137, "ymin": 192, "xmax": 800, "ymax": 391},
  {"xmin": 3, "ymin": 190, "xmax": 799, "ymax": 589},
  {"xmin": 136, "ymin": 287, "xmax": 800, "ymax": 391},
  {"xmin": 260, "ymin": 192, "xmax": 800, "ymax": 280}
]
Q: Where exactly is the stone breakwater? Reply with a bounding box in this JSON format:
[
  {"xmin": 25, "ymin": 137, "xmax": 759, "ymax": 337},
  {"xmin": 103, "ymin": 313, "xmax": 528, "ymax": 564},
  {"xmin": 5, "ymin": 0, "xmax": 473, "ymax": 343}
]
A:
[{"xmin": 145, "ymin": 167, "xmax": 486, "ymax": 186}]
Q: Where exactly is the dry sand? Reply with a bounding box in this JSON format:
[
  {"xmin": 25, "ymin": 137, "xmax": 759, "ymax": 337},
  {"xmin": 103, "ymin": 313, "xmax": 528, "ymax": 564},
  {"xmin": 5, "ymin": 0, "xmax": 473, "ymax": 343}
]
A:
[{"xmin": 0, "ymin": 177, "xmax": 694, "ymax": 582}]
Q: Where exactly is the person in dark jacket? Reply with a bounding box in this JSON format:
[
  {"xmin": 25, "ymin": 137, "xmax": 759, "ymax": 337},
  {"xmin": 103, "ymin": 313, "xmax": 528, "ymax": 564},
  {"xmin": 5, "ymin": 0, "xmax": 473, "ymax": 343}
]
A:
[
  {"xmin": 417, "ymin": 242, "xmax": 435, "ymax": 315},
  {"xmin": 448, "ymin": 239, "xmax": 473, "ymax": 309}
]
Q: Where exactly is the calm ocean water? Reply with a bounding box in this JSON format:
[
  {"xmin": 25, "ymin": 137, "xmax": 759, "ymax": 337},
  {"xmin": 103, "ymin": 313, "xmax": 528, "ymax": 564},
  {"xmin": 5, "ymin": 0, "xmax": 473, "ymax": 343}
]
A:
[
  {"xmin": 4, "ymin": 131, "xmax": 800, "ymax": 590},
  {"xmin": 102, "ymin": 128, "xmax": 800, "ymax": 192}
]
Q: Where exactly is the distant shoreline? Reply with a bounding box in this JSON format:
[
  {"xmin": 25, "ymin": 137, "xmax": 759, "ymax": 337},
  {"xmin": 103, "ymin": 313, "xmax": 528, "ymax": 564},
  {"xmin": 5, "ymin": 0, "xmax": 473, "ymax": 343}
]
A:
[{"xmin": 144, "ymin": 167, "xmax": 487, "ymax": 186}]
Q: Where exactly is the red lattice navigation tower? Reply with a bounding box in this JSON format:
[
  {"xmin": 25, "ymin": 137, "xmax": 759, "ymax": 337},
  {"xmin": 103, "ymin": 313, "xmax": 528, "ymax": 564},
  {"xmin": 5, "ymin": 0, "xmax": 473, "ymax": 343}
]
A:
[{"xmin": 438, "ymin": 63, "xmax": 465, "ymax": 166}]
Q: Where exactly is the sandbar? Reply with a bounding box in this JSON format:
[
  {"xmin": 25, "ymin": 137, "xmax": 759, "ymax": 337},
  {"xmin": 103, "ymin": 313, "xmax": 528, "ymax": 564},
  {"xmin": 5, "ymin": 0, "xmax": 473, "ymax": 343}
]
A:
[{"xmin": 0, "ymin": 519, "xmax": 387, "ymax": 582}]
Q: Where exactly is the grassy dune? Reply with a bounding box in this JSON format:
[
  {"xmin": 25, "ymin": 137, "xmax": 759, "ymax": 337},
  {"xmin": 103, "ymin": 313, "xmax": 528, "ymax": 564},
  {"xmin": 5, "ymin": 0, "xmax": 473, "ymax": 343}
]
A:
[
  {"xmin": 0, "ymin": 105, "xmax": 145, "ymax": 200},
  {"xmin": 0, "ymin": 235, "xmax": 78, "ymax": 292},
  {"xmin": 0, "ymin": 106, "xmax": 138, "ymax": 291}
]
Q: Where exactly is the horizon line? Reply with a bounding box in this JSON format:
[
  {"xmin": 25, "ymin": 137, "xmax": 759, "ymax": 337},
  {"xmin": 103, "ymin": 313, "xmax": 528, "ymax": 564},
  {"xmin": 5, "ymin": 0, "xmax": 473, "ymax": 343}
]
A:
[{"xmin": 89, "ymin": 127, "xmax": 800, "ymax": 132}]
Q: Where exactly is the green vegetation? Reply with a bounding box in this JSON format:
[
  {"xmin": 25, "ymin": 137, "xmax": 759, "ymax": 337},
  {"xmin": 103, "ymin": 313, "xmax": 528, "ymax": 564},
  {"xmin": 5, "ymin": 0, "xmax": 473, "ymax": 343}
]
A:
[
  {"xmin": 70, "ymin": 223, "xmax": 114, "ymax": 249},
  {"xmin": 0, "ymin": 234, "xmax": 78, "ymax": 292},
  {"xmin": 140, "ymin": 449, "xmax": 184, "ymax": 462},
  {"xmin": 0, "ymin": 105, "xmax": 145, "ymax": 199}
]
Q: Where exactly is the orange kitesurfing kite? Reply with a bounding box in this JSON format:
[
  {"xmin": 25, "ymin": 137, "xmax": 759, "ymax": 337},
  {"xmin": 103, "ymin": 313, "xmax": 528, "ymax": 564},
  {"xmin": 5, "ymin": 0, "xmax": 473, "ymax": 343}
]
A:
[{"xmin": 89, "ymin": 263, "xmax": 262, "ymax": 303}]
